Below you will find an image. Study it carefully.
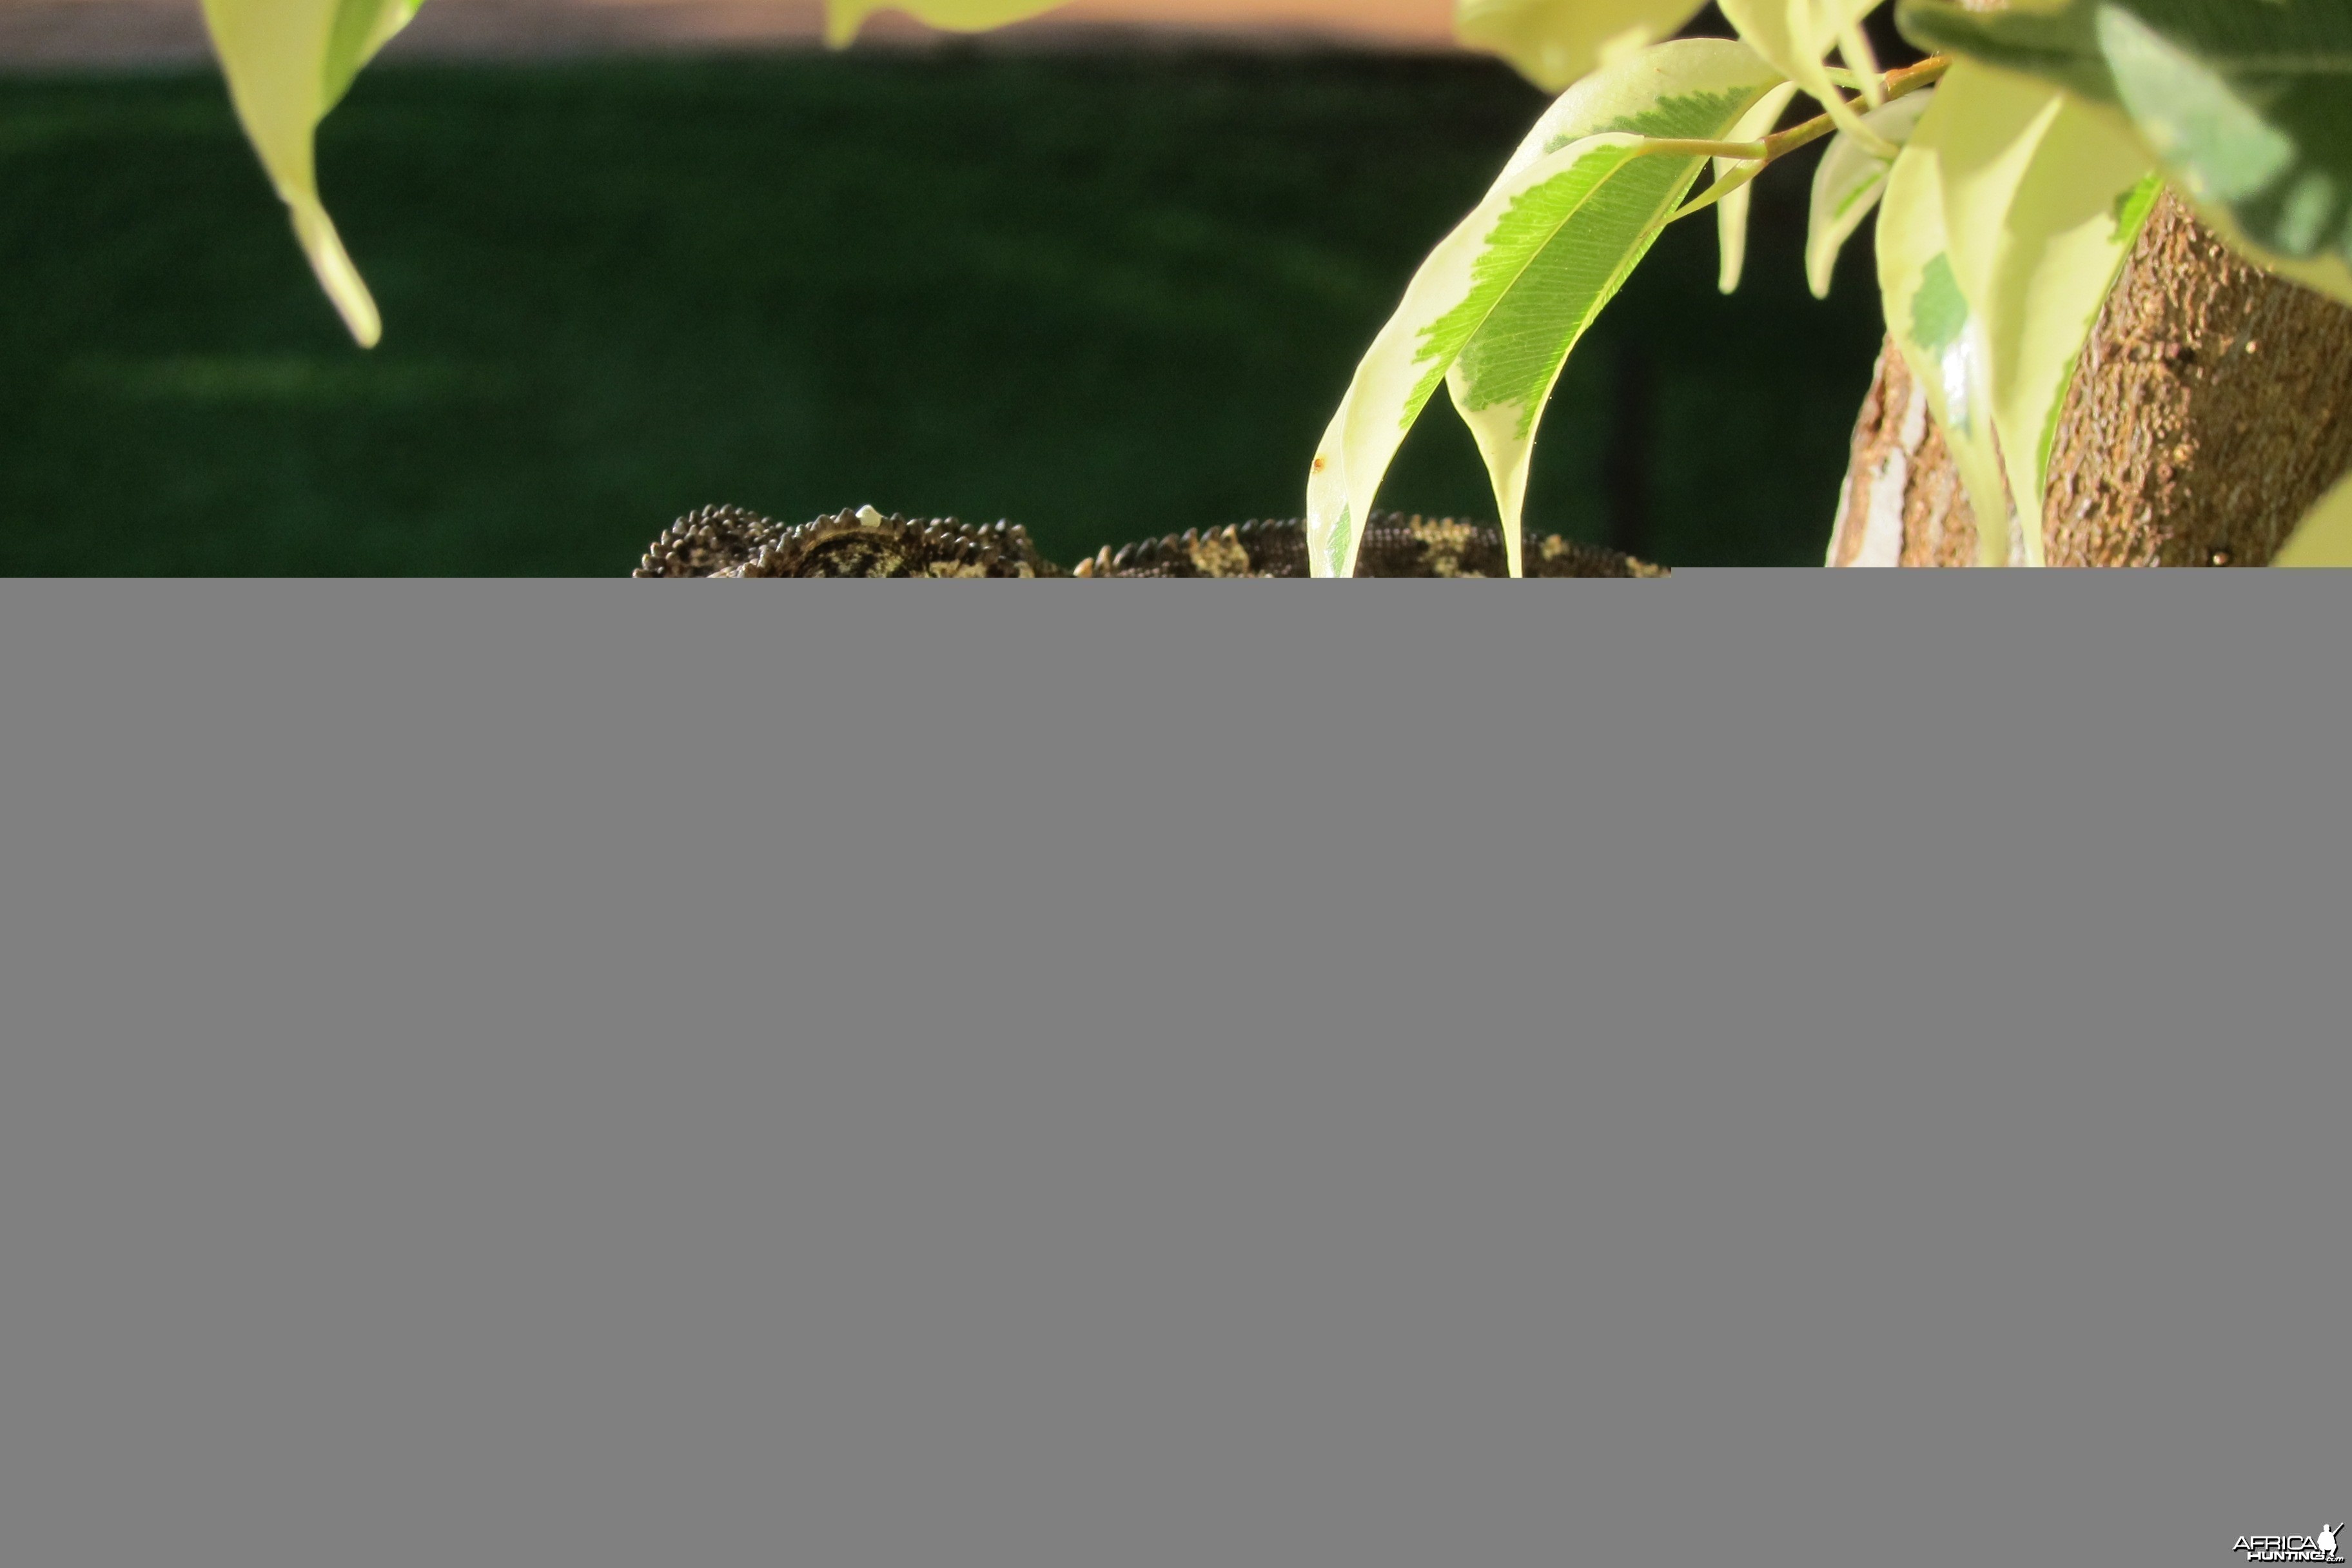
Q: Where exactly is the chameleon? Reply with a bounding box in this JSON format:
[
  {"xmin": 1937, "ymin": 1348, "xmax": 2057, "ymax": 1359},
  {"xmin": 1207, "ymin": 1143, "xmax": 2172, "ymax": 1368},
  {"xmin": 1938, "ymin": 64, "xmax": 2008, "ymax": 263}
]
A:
[{"xmin": 635, "ymin": 504, "xmax": 1669, "ymax": 579}]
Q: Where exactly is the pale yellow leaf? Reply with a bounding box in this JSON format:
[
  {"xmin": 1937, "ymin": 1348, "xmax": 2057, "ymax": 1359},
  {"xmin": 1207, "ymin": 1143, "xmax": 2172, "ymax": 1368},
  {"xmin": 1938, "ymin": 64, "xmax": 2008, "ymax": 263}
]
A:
[
  {"xmin": 1718, "ymin": 0, "xmax": 1886, "ymax": 149},
  {"xmin": 1927, "ymin": 60, "xmax": 2154, "ymax": 535},
  {"xmin": 1717, "ymin": 80, "xmax": 1801, "ymax": 293},
  {"xmin": 2273, "ymin": 469, "xmax": 2352, "ymax": 567},
  {"xmin": 202, "ymin": 0, "xmax": 426, "ymax": 346},
  {"xmin": 2249, "ymin": 252, "xmax": 2352, "ymax": 311},
  {"xmin": 1805, "ymin": 87, "xmax": 1933, "ymax": 299},
  {"xmin": 1453, "ymin": 0, "xmax": 1710, "ymax": 92},
  {"xmin": 825, "ymin": 0, "xmax": 1071, "ymax": 46},
  {"xmin": 1835, "ymin": 11, "xmax": 1881, "ymax": 107},
  {"xmin": 323, "ymin": 0, "xmax": 420, "ymax": 109}
]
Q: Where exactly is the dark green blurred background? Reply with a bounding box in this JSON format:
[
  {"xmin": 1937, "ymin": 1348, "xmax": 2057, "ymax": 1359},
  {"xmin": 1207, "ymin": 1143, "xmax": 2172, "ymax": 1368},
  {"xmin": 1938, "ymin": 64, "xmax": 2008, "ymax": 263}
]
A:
[{"xmin": 0, "ymin": 47, "xmax": 1886, "ymax": 574}]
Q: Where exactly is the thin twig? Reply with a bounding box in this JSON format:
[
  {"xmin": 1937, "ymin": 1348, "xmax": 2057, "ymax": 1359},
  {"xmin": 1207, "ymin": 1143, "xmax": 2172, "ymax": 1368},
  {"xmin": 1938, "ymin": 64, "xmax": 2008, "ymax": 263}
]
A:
[{"xmin": 1654, "ymin": 54, "xmax": 1950, "ymax": 222}]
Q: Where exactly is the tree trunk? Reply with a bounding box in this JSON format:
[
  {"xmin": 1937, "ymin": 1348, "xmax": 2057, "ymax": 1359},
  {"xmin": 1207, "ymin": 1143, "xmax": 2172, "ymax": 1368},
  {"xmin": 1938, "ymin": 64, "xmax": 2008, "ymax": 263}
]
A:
[{"xmin": 1825, "ymin": 191, "xmax": 2352, "ymax": 568}]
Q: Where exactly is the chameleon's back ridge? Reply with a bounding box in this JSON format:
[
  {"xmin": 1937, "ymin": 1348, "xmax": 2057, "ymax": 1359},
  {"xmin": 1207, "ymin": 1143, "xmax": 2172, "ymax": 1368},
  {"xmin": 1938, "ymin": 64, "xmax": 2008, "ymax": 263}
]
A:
[{"xmin": 636, "ymin": 504, "xmax": 1668, "ymax": 579}]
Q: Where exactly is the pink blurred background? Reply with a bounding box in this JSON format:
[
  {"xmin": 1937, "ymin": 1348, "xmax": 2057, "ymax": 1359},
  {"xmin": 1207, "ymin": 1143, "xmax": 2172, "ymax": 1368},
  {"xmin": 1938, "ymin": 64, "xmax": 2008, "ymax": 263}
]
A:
[{"xmin": 0, "ymin": 0, "xmax": 1466, "ymax": 69}]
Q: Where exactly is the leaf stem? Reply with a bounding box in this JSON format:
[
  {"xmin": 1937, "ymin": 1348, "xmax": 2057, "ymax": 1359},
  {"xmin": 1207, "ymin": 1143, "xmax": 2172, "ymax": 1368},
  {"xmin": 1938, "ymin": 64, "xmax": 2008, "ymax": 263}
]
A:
[{"xmin": 1658, "ymin": 54, "xmax": 1949, "ymax": 221}]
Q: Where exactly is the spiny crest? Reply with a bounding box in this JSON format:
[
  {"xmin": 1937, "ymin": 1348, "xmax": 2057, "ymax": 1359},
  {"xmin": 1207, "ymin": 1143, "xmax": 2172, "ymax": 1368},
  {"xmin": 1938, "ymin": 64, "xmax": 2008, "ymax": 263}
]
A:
[
  {"xmin": 636, "ymin": 504, "xmax": 1054, "ymax": 578},
  {"xmin": 635, "ymin": 503, "xmax": 778, "ymax": 578},
  {"xmin": 638, "ymin": 505, "xmax": 1666, "ymax": 578},
  {"xmin": 1074, "ymin": 520, "xmax": 1288, "ymax": 578}
]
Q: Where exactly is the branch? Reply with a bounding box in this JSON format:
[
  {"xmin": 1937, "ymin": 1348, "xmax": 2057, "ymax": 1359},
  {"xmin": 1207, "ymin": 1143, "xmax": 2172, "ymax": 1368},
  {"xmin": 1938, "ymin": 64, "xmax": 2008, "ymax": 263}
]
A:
[{"xmin": 1658, "ymin": 55, "xmax": 1950, "ymax": 223}]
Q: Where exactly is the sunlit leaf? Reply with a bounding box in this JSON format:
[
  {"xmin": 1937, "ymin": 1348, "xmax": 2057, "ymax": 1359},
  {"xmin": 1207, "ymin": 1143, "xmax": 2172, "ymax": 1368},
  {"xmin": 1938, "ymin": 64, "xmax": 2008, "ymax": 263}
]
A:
[
  {"xmin": 825, "ymin": 0, "xmax": 1072, "ymax": 47},
  {"xmin": 1876, "ymin": 124, "xmax": 2015, "ymax": 565},
  {"xmin": 1717, "ymin": 81, "xmax": 1801, "ymax": 293},
  {"xmin": 1307, "ymin": 39, "xmax": 1785, "ymax": 577},
  {"xmin": 1928, "ymin": 61, "xmax": 2155, "ymax": 529},
  {"xmin": 1893, "ymin": 0, "xmax": 2111, "ymax": 102},
  {"xmin": 1720, "ymin": 0, "xmax": 1888, "ymax": 148},
  {"xmin": 1898, "ymin": 0, "xmax": 2352, "ymax": 306},
  {"xmin": 2273, "ymin": 467, "xmax": 2352, "ymax": 567},
  {"xmin": 1805, "ymin": 86, "xmax": 1933, "ymax": 299},
  {"xmin": 202, "ymin": 0, "xmax": 427, "ymax": 346},
  {"xmin": 1836, "ymin": 8, "xmax": 1885, "ymax": 107},
  {"xmin": 322, "ymin": 0, "xmax": 420, "ymax": 110},
  {"xmin": 1454, "ymin": 0, "xmax": 1710, "ymax": 92}
]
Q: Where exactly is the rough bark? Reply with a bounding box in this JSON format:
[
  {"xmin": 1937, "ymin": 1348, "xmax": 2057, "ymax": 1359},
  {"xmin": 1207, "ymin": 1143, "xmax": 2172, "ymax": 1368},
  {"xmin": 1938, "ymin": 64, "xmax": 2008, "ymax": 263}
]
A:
[{"xmin": 1826, "ymin": 191, "xmax": 2352, "ymax": 568}]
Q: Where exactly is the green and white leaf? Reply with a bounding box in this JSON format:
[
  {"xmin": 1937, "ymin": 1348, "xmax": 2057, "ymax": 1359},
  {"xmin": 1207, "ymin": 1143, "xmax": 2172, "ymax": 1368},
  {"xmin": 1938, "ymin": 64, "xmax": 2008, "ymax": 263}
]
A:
[
  {"xmin": 1717, "ymin": 81, "xmax": 1801, "ymax": 293},
  {"xmin": 1876, "ymin": 123, "xmax": 2016, "ymax": 565},
  {"xmin": 1898, "ymin": 0, "xmax": 2352, "ymax": 306},
  {"xmin": 825, "ymin": 0, "xmax": 1071, "ymax": 47},
  {"xmin": 1927, "ymin": 60, "xmax": 2156, "ymax": 531},
  {"xmin": 1307, "ymin": 39, "xmax": 1785, "ymax": 577},
  {"xmin": 1894, "ymin": 0, "xmax": 2112, "ymax": 102},
  {"xmin": 1454, "ymin": 0, "xmax": 1710, "ymax": 92},
  {"xmin": 1720, "ymin": 0, "xmax": 1889, "ymax": 149},
  {"xmin": 202, "ymin": 0, "xmax": 427, "ymax": 346},
  {"xmin": 2273, "ymin": 468, "xmax": 2352, "ymax": 567},
  {"xmin": 1806, "ymin": 86, "xmax": 1933, "ymax": 299}
]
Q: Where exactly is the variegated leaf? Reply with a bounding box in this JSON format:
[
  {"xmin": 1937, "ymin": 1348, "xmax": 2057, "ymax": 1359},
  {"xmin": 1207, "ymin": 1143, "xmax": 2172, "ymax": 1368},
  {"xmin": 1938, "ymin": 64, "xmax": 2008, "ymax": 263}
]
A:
[
  {"xmin": 1898, "ymin": 0, "xmax": 2352, "ymax": 308},
  {"xmin": 1927, "ymin": 61, "xmax": 2157, "ymax": 528},
  {"xmin": 1805, "ymin": 87, "xmax": 1933, "ymax": 299},
  {"xmin": 202, "ymin": 0, "xmax": 427, "ymax": 346},
  {"xmin": 1876, "ymin": 125, "xmax": 2016, "ymax": 565},
  {"xmin": 1307, "ymin": 39, "xmax": 1785, "ymax": 577}
]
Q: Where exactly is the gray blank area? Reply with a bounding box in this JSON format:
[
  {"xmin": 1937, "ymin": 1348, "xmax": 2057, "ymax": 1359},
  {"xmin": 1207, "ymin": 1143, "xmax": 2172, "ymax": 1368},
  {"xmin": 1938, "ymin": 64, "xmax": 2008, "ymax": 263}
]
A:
[{"xmin": 1, "ymin": 577, "xmax": 2345, "ymax": 1568}]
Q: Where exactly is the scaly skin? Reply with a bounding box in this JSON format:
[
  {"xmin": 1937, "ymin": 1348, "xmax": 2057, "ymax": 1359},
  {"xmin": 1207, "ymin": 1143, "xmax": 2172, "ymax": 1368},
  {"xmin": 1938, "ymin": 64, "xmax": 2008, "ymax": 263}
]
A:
[{"xmin": 636, "ymin": 504, "xmax": 1667, "ymax": 578}]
